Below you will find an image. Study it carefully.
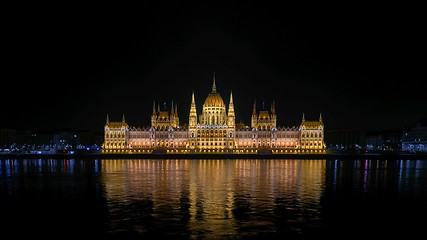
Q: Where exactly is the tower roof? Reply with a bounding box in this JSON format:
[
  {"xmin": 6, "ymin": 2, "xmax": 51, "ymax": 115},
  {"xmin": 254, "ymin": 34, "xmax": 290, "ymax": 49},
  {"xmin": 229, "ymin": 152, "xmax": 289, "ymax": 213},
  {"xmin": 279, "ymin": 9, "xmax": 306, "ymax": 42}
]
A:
[
  {"xmin": 204, "ymin": 93, "xmax": 225, "ymax": 107},
  {"xmin": 204, "ymin": 73, "xmax": 225, "ymax": 107},
  {"xmin": 259, "ymin": 111, "xmax": 270, "ymax": 119}
]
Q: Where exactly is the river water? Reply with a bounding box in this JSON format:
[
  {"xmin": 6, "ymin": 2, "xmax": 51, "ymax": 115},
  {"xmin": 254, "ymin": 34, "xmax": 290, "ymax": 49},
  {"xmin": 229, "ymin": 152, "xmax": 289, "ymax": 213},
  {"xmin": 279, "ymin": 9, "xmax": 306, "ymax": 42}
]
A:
[{"xmin": 1, "ymin": 158, "xmax": 426, "ymax": 239}]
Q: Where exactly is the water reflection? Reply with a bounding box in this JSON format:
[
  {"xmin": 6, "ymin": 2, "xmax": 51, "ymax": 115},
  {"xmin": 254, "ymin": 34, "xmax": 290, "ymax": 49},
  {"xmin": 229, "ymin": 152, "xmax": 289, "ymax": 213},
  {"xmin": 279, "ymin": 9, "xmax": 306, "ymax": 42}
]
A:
[
  {"xmin": 1, "ymin": 158, "xmax": 426, "ymax": 239},
  {"xmin": 322, "ymin": 159, "xmax": 427, "ymax": 238},
  {"xmin": 100, "ymin": 159, "xmax": 326, "ymax": 238},
  {"xmin": 0, "ymin": 158, "xmax": 101, "ymax": 176},
  {"xmin": 324, "ymin": 159, "xmax": 427, "ymax": 197},
  {"xmin": 0, "ymin": 158, "xmax": 106, "ymax": 238}
]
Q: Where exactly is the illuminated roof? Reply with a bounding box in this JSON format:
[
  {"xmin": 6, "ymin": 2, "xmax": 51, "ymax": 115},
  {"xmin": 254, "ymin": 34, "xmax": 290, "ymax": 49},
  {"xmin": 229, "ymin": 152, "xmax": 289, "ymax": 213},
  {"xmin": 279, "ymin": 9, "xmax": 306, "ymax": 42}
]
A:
[
  {"xmin": 158, "ymin": 111, "xmax": 169, "ymax": 119},
  {"xmin": 204, "ymin": 93, "xmax": 225, "ymax": 107},
  {"xmin": 107, "ymin": 122, "xmax": 128, "ymax": 128},
  {"xmin": 301, "ymin": 121, "xmax": 322, "ymax": 128},
  {"xmin": 258, "ymin": 111, "xmax": 270, "ymax": 119}
]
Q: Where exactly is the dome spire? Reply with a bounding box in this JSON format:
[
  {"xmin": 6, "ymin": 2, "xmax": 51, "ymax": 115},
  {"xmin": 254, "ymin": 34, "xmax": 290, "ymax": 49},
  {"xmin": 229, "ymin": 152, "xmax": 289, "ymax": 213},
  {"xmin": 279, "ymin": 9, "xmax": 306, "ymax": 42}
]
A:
[
  {"xmin": 191, "ymin": 90, "xmax": 196, "ymax": 106},
  {"xmin": 212, "ymin": 72, "xmax": 217, "ymax": 93}
]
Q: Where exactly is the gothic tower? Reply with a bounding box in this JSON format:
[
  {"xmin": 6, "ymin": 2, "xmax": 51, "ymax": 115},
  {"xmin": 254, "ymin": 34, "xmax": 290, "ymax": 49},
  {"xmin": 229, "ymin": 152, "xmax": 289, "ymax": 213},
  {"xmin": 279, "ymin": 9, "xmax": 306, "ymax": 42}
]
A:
[
  {"xmin": 188, "ymin": 90, "xmax": 198, "ymax": 149},
  {"xmin": 227, "ymin": 91, "xmax": 236, "ymax": 149},
  {"xmin": 251, "ymin": 100, "xmax": 257, "ymax": 128},
  {"xmin": 271, "ymin": 101, "xmax": 277, "ymax": 128}
]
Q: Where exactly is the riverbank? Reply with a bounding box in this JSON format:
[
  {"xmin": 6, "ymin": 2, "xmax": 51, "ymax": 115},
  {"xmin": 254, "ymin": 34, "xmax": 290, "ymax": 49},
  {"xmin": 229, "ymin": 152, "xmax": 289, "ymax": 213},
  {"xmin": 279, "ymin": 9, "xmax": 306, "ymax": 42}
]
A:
[{"xmin": 1, "ymin": 152, "xmax": 427, "ymax": 160}]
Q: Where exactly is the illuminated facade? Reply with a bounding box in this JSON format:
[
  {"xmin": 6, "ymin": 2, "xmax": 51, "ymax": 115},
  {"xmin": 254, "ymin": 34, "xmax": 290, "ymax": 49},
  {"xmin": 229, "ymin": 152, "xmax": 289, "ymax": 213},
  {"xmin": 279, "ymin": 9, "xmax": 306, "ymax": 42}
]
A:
[{"xmin": 103, "ymin": 76, "xmax": 326, "ymax": 154}]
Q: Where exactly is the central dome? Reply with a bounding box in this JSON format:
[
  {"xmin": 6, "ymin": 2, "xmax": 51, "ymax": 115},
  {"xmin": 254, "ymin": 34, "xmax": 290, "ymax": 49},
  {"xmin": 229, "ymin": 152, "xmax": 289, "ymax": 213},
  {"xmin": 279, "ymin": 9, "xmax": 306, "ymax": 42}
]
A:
[
  {"xmin": 203, "ymin": 73, "xmax": 225, "ymax": 107},
  {"xmin": 204, "ymin": 93, "xmax": 225, "ymax": 107}
]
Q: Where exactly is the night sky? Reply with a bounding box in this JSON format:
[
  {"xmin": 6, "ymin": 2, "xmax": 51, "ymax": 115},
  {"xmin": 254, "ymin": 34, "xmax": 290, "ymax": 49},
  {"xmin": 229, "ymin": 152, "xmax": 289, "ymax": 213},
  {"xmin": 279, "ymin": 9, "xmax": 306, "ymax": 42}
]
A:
[{"xmin": 2, "ymin": 2, "xmax": 424, "ymax": 134}]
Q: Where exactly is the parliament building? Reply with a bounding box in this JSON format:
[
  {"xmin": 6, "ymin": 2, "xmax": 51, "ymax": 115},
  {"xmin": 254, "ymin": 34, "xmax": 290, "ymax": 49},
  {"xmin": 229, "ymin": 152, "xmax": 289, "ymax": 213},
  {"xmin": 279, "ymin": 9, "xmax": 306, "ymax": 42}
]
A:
[{"xmin": 102, "ymin": 76, "xmax": 326, "ymax": 154}]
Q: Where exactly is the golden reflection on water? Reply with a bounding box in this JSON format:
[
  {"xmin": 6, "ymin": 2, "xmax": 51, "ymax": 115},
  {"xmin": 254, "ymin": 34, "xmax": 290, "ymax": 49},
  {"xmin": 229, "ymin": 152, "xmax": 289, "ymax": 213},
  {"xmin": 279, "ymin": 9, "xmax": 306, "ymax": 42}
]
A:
[
  {"xmin": 101, "ymin": 159, "xmax": 326, "ymax": 236},
  {"xmin": 1, "ymin": 158, "xmax": 426, "ymax": 238}
]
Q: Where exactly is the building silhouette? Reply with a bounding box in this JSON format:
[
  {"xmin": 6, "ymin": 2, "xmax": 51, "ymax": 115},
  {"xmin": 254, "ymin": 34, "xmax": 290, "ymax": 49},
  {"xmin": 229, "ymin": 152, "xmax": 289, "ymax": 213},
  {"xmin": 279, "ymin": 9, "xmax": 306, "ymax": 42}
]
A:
[
  {"xmin": 402, "ymin": 118, "xmax": 427, "ymax": 153},
  {"xmin": 103, "ymin": 75, "xmax": 326, "ymax": 154}
]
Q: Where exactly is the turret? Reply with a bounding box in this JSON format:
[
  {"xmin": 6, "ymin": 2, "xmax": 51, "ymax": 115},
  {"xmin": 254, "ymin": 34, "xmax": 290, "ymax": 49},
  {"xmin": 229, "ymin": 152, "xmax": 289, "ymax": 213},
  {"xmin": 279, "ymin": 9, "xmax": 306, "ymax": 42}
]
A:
[
  {"xmin": 175, "ymin": 103, "xmax": 179, "ymax": 127},
  {"xmin": 151, "ymin": 100, "xmax": 157, "ymax": 127},
  {"xmin": 251, "ymin": 100, "xmax": 257, "ymax": 128},
  {"xmin": 188, "ymin": 90, "xmax": 198, "ymax": 150},
  {"xmin": 189, "ymin": 90, "xmax": 198, "ymax": 127},
  {"xmin": 271, "ymin": 101, "xmax": 276, "ymax": 128},
  {"xmin": 227, "ymin": 90, "xmax": 236, "ymax": 149},
  {"xmin": 271, "ymin": 101, "xmax": 276, "ymax": 115},
  {"xmin": 171, "ymin": 100, "xmax": 174, "ymax": 116},
  {"xmin": 227, "ymin": 91, "xmax": 235, "ymax": 127}
]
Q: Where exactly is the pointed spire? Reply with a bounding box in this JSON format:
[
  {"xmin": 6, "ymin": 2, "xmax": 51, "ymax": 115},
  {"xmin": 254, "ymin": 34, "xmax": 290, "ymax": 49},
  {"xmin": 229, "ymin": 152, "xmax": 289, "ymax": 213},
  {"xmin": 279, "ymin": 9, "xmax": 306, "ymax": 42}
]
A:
[
  {"xmin": 302, "ymin": 112, "xmax": 305, "ymax": 122},
  {"xmin": 191, "ymin": 90, "xmax": 196, "ymax": 106},
  {"xmin": 212, "ymin": 72, "xmax": 217, "ymax": 93},
  {"xmin": 228, "ymin": 91, "xmax": 235, "ymax": 116},
  {"xmin": 190, "ymin": 90, "xmax": 197, "ymax": 116},
  {"xmin": 157, "ymin": 103, "xmax": 160, "ymax": 113},
  {"xmin": 175, "ymin": 104, "xmax": 178, "ymax": 117},
  {"xmin": 106, "ymin": 114, "xmax": 109, "ymax": 125},
  {"xmin": 252, "ymin": 100, "xmax": 257, "ymax": 115},
  {"xmin": 122, "ymin": 114, "xmax": 126, "ymax": 123},
  {"xmin": 152, "ymin": 100, "xmax": 156, "ymax": 115},
  {"xmin": 189, "ymin": 90, "xmax": 197, "ymax": 126},
  {"xmin": 271, "ymin": 101, "xmax": 276, "ymax": 115},
  {"xmin": 319, "ymin": 112, "xmax": 322, "ymax": 122},
  {"xmin": 171, "ymin": 100, "xmax": 174, "ymax": 115}
]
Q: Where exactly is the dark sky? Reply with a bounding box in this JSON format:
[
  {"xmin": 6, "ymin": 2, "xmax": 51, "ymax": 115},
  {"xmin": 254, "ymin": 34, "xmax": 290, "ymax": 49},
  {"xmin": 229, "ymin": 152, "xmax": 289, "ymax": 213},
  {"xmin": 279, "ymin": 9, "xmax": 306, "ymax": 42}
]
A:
[{"xmin": 2, "ymin": 2, "xmax": 425, "ymax": 134}]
